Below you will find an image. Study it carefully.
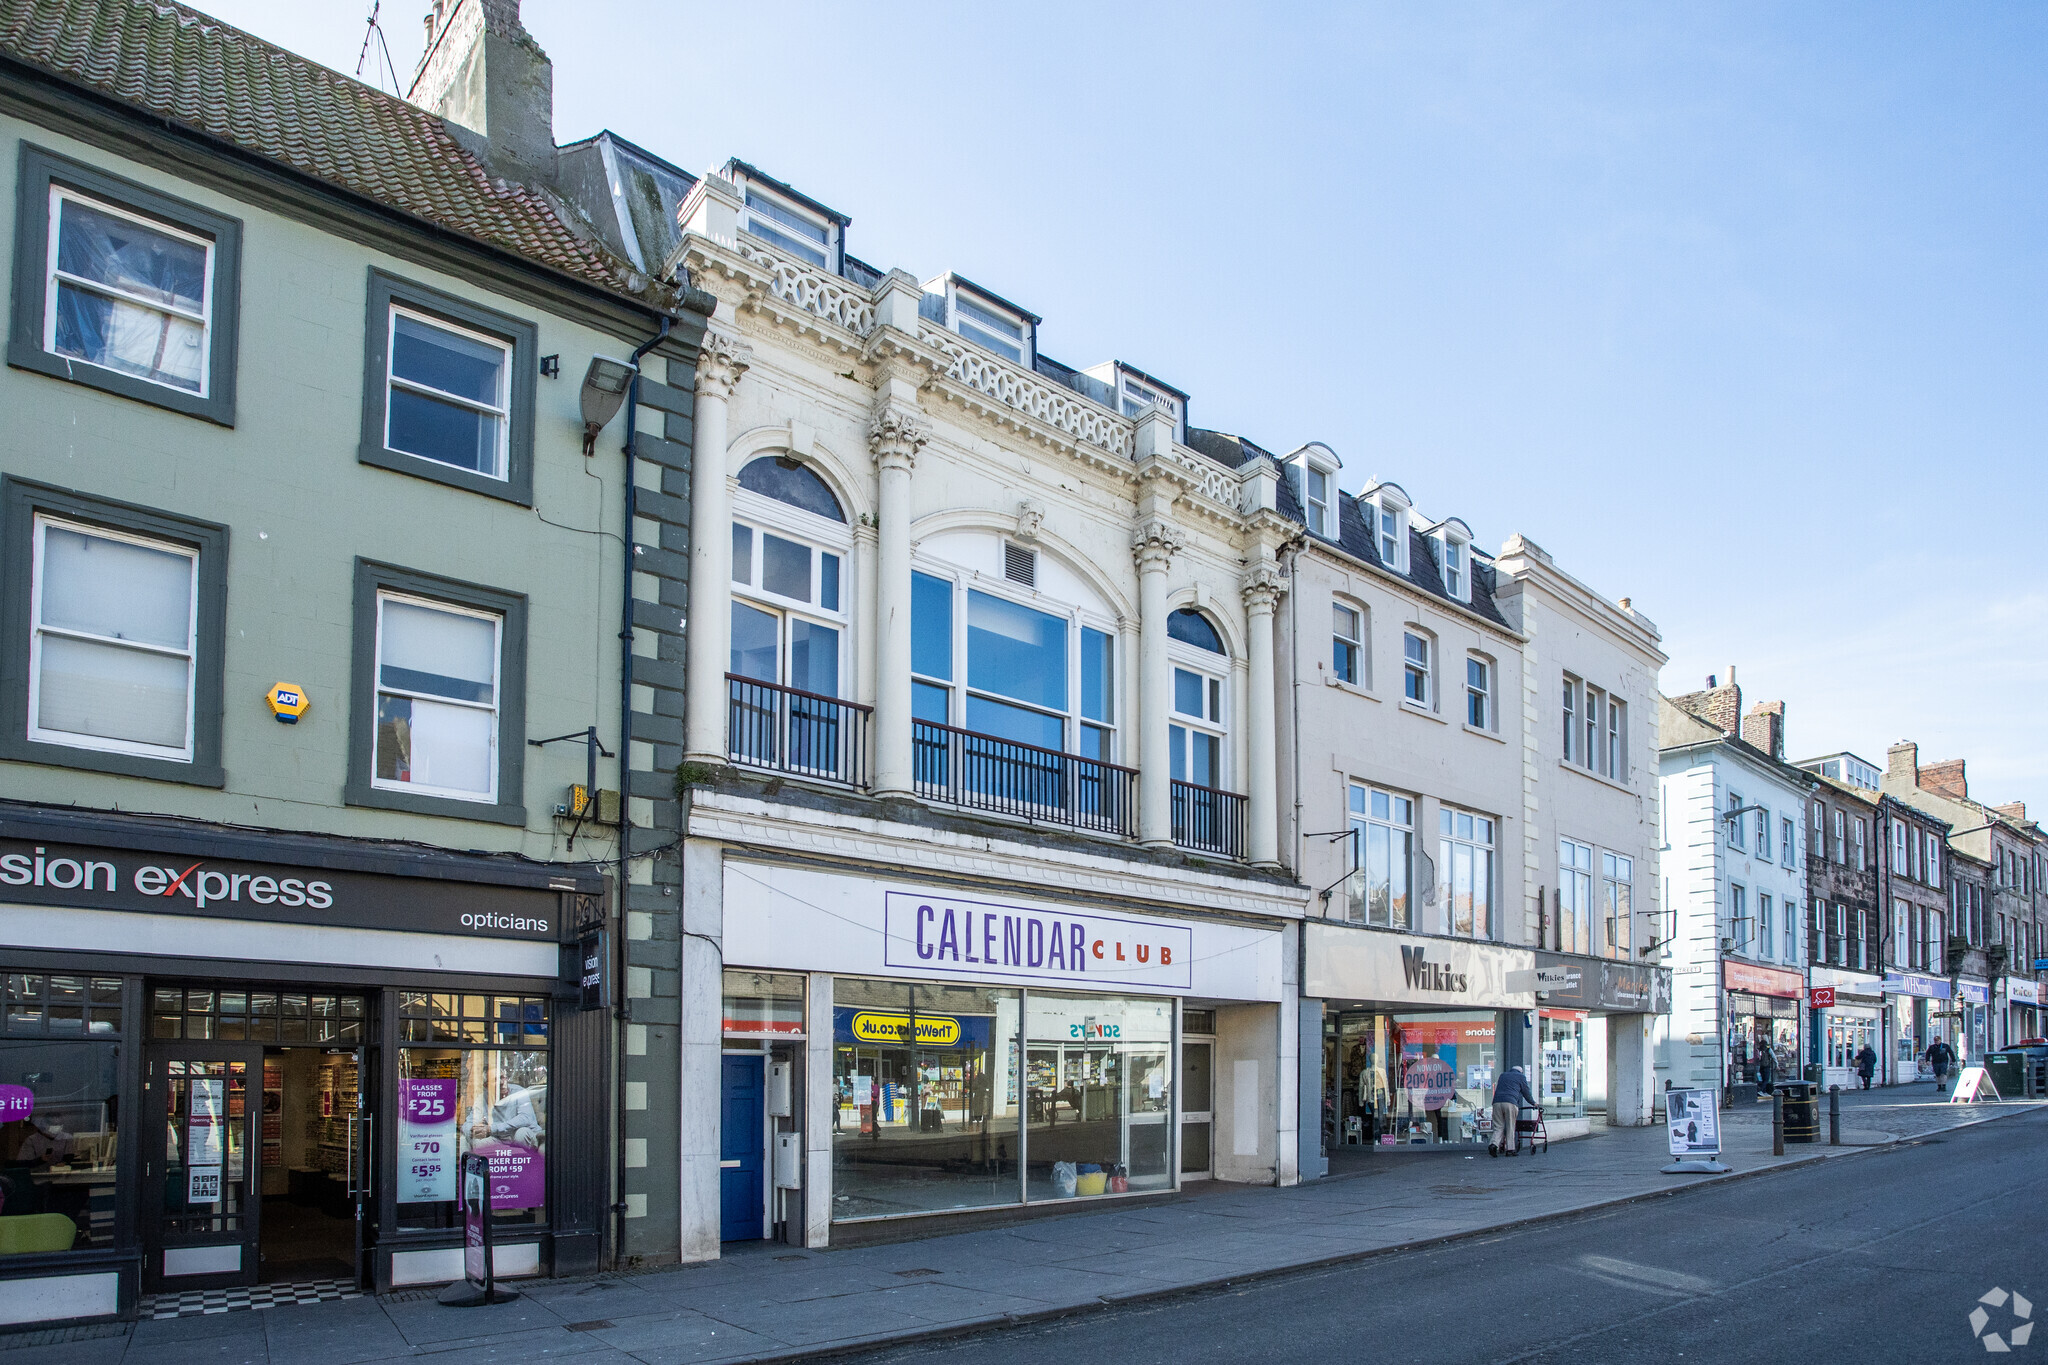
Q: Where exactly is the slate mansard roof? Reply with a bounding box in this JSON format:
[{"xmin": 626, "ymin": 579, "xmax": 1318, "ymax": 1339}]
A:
[{"xmin": 0, "ymin": 0, "xmax": 650, "ymax": 300}]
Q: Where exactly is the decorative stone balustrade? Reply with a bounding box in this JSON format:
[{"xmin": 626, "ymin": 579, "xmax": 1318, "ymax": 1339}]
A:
[
  {"xmin": 918, "ymin": 326, "xmax": 1134, "ymax": 458},
  {"xmin": 736, "ymin": 243, "xmax": 876, "ymax": 336}
]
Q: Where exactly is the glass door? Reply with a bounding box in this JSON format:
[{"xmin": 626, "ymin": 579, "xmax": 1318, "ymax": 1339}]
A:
[
  {"xmin": 144, "ymin": 1043, "xmax": 263, "ymax": 1291},
  {"xmin": 347, "ymin": 1044, "xmax": 376, "ymax": 1289},
  {"xmin": 1179, "ymin": 1039, "xmax": 1213, "ymax": 1177}
]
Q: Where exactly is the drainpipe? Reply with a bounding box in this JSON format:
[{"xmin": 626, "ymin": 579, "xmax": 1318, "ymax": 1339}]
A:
[{"xmin": 614, "ymin": 316, "xmax": 671, "ymax": 1269}]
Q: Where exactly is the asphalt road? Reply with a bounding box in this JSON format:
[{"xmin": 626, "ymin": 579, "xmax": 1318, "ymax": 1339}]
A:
[{"xmin": 849, "ymin": 1107, "xmax": 2048, "ymax": 1365}]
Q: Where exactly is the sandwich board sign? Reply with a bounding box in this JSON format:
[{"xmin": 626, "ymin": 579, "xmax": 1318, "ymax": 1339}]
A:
[{"xmin": 1662, "ymin": 1088, "xmax": 1729, "ymax": 1174}]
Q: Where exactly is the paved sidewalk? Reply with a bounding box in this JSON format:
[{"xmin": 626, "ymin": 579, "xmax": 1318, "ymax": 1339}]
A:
[{"xmin": 20, "ymin": 1089, "xmax": 2039, "ymax": 1365}]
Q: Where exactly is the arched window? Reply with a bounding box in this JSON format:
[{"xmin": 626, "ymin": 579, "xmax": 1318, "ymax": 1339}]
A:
[
  {"xmin": 739, "ymin": 455, "xmax": 845, "ymax": 522},
  {"xmin": 1167, "ymin": 608, "xmax": 1223, "ymax": 654}
]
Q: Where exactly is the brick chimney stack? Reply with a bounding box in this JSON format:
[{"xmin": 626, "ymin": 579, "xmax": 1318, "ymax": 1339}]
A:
[
  {"xmin": 1920, "ymin": 759, "xmax": 1969, "ymax": 801},
  {"xmin": 1993, "ymin": 801, "xmax": 2028, "ymax": 822},
  {"xmin": 1671, "ymin": 666, "xmax": 1742, "ymax": 738},
  {"xmin": 1741, "ymin": 700, "xmax": 1786, "ymax": 760}
]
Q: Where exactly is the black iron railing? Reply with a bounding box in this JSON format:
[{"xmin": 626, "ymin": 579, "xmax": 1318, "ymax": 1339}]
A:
[
  {"xmin": 1172, "ymin": 779, "xmax": 1246, "ymax": 859},
  {"xmin": 727, "ymin": 674, "xmax": 871, "ymax": 788},
  {"xmin": 912, "ymin": 720, "xmax": 1138, "ymax": 838}
]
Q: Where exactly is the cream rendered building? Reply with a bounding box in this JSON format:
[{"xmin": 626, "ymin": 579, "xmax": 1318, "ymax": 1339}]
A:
[{"xmin": 661, "ymin": 166, "xmax": 1308, "ymax": 1256}]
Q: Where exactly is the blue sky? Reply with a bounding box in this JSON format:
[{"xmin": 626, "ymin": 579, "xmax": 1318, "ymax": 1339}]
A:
[{"xmin": 209, "ymin": 2, "xmax": 2048, "ymax": 814}]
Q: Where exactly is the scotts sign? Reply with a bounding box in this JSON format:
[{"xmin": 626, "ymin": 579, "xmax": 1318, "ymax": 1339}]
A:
[{"xmin": 0, "ymin": 837, "xmax": 570, "ymax": 941}]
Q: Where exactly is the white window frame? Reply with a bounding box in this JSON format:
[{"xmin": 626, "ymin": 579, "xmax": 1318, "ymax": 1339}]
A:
[
  {"xmin": 1436, "ymin": 806, "xmax": 1497, "ymax": 940},
  {"xmin": 1755, "ymin": 807, "xmax": 1770, "ymax": 859},
  {"xmin": 1730, "ymin": 882, "xmax": 1749, "ymax": 949},
  {"xmin": 950, "ymin": 289, "xmax": 1030, "ymax": 366},
  {"xmin": 1402, "ymin": 630, "xmax": 1432, "ymax": 710},
  {"xmin": 1437, "ymin": 533, "xmax": 1469, "ymax": 601},
  {"xmin": 384, "ymin": 304, "xmax": 511, "ymax": 481},
  {"xmin": 1559, "ymin": 837, "xmax": 1594, "ymax": 954},
  {"xmin": 1348, "ymin": 785, "xmax": 1415, "ymax": 929},
  {"xmin": 1728, "ymin": 792, "xmax": 1746, "ymax": 850},
  {"xmin": 1304, "ymin": 466, "xmax": 1331, "ymax": 538},
  {"xmin": 44, "ymin": 185, "xmax": 217, "ymax": 397},
  {"xmin": 1925, "ymin": 832, "xmax": 1941, "ymax": 887},
  {"xmin": 1367, "ymin": 487, "xmax": 1410, "ymax": 571},
  {"xmin": 1118, "ymin": 374, "xmax": 1179, "ymax": 422},
  {"xmin": 369, "ymin": 589, "xmax": 503, "ymax": 804},
  {"xmin": 739, "ymin": 185, "xmax": 833, "ymax": 270},
  {"xmin": 1562, "ymin": 675, "xmax": 1577, "ymax": 763},
  {"xmin": 1854, "ymin": 817, "xmax": 1866, "ymax": 871},
  {"xmin": 1331, "ymin": 602, "xmax": 1361, "ymax": 686},
  {"xmin": 1758, "ymin": 892, "xmax": 1774, "ymax": 961},
  {"xmin": 1781, "ymin": 816, "xmax": 1797, "ymax": 868},
  {"xmin": 1602, "ymin": 850, "xmax": 1634, "ymax": 960},
  {"xmin": 27, "ymin": 513, "xmax": 199, "ymax": 762},
  {"xmin": 910, "ymin": 551, "xmax": 1121, "ymax": 763},
  {"xmin": 730, "ymin": 495, "xmax": 850, "ymax": 701},
  {"xmin": 1168, "ymin": 635, "xmax": 1230, "ymax": 794},
  {"xmin": 1465, "ymin": 653, "xmax": 1491, "ymax": 730},
  {"xmin": 1606, "ymin": 695, "xmax": 1626, "ymax": 780}
]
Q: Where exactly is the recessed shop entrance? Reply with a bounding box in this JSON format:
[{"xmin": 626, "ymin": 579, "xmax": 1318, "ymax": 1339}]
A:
[{"xmin": 141, "ymin": 985, "xmax": 374, "ymax": 1293}]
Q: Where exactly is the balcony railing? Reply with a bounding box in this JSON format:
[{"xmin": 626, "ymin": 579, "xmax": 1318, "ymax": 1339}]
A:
[
  {"xmin": 1172, "ymin": 780, "xmax": 1247, "ymax": 859},
  {"xmin": 727, "ymin": 674, "xmax": 871, "ymax": 788},
  {"xmin": 912, "ymin": 720, "xmax": 1138, "ymax": 838}
]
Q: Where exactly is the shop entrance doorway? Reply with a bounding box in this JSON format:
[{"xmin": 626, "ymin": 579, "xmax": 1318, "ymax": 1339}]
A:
[
  {"xmin": 720, "ymin": 1054, "xmax": 767, "ymax": 1242},
  {"xmin": 141, "ymin": 985, "xmax": 374, "ymax": 1293}
]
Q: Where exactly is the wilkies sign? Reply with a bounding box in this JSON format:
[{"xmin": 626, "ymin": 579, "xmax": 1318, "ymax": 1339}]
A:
[{"xmin": 0, "ymin": 837, "xmax": 565, "ymax": 941}]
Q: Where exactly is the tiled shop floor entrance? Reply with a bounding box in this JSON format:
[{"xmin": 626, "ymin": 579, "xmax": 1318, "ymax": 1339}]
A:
[{"xmin": 140, "ymin": 1277, "xmax": 361, "ymax": 1320}]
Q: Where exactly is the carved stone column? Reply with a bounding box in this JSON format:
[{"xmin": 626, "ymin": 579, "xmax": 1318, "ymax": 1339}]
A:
[
  {"xmin": 869, "ymin": 397, "xmax": 930, "ymax": 797},
  {"xmin": 683, "ymin": 329, "xmax": 751, "ymax": 765},
  {"xmin": 1242, "ymin": 565, "xmax": 1287, "ymax": 867},
  {"xmin": 1133, "ymin": 519, "xmax": 1183, "ymax": 847}
]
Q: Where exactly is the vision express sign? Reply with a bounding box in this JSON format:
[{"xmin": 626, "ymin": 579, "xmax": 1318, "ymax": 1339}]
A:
[{"xmin": 0, "ymin": 837, "xmax": 564, "ymax": 941}]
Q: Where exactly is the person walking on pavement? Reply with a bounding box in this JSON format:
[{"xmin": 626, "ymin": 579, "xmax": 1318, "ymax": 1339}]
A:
[
  {"xmin": 1754, "ymin": 1038, "xmax": 1776, "ymax": 1097},
  {"xmin": 1854, "ymin": 1043, "xmax": 1878, "ymax": 1090},
  {"xmin": 1925, "ymin": 1037, "xmax": 1954, "ymax": 1091},
  {"xmin": 1489, "ymin": 1065, "xmax": 1537, "ymax": 1157}
]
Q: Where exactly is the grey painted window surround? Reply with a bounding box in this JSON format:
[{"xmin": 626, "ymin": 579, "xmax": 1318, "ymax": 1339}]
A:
[
  {"xmin": 7, "ymin": 143, "xmax": 243, "ymax": 425},
  {"xmin": 359, "ymin": 268, "xmax": 538, "ymax": 506},
  {"xmin": 0, "ymin": 475, "xmax": 229, "ymax": 786},
  {"xmin": 346, "ymin": 558, "xmax": 528, "ymax": 826}
]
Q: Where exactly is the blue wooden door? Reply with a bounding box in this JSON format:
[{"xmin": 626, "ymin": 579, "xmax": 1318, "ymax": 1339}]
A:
[{"xmin": 720, "ymin": 1055, "xmax": 765, "ymax": 1242}]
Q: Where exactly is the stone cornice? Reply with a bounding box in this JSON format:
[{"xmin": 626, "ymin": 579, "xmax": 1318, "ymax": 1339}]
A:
[{"xmin": 687, "ymin": 787, "xmax": 1309, "ymax": 922}]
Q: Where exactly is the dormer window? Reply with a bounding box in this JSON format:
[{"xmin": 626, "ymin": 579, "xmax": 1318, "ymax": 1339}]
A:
[
  {"xmin": 1304, "ymin": 468, "xmax": 1331, "ymax": 537},
  {"xmin": 954, "ymin": 295, "xmax": 1025, "ymax": 363},
  {"xmin": 725, "ymin": 162, "xmax": 846, "ymax": 273},
  {"xmin": 1432, "ymin": 520, "xmax": 1473, "ymax": 602},
  {"xmin": 1365, "ymin": 484, "xmax": 1411, "ymax": 572},
  {"xmin": 1119, "ymin": 375, "xmax": 1178, "ymax": 422},
  {"xmin": 1290, "ymin": 444, "xmax": 1343, "ymax": 541},
  {"xmin": 740, "ymin": 189, "xmax": 831, "ymax": 269}
]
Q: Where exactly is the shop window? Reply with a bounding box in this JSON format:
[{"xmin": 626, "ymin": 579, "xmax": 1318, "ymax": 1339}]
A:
[
  {"xmin": 1346, "ymin": 785, "xmax": 1414, "ymax": 929},
  {"xmin": 396, "ymin": 993, "xmax": 549, "ymax": 1231},
  {"xmin": 1022, "ymin": 992, "xmax": 1172, "ymax": 1200},
  {"xmin": 0, "ymin": 974, "xmax": 123, "ymax": 1254},
  {"xmin": 150, "ymin": 987, "xmax": 363, "ymax": 1043},
  {"xmin": 1539, "ymin": 1013, "xmax": 1586, "ymax": 1118},
  {"xmin": 1327, "ymin": 1010, "xmax": 1499, "ymax": 1148},
  {"xmin": 722, "ymin": 971, "xmax": 806, "ymax": 1037},
  {"xmin": 1436, "ymin": 807, "xmax": 1495, "ymax": 939},
  {"xmin": 832, "ymin": 978, "xmax": 1021, "ymax": 1218}
]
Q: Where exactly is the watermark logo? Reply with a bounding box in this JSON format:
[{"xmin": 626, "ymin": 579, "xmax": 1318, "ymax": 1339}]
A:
[{"xmin": 1971, "ymin": 1287, "xmax": 2033, "ymax": 1353}]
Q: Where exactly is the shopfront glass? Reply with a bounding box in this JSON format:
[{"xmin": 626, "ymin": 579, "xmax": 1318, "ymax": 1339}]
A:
[
  {"xmin": 1327, "ymin": 1010, "xmax": 1499, "ymax": 1147},
  {"xmin": 832, "ymin": 979, "xmax": 1020, "ymax": 1218},
  {"xmin": 1826, "ymin": 1014, "xmax": 1877, "ymax": 1070},
  {"xmin": 0, "ymin": 974, "xmax": 122, "ymax": 1255},
  {"xmin": 829, "ymin": 979, "xmax": 1178, "ymax": 1220},
  {"xmin": 1023, "ymin": 992, "xmax": 1172, "ymax": 1199},
  {"xmin": 396, "ymin": 992, "xmax": 549, "ymax": 1231},
  {"xmin": 1538, "ymin": 1012, "xmax": 1586, "ymax": 1117},
  {"xmin": 1727, "ymin": 992, "xmax": 1797, "ymax": 1084},
  {"xmin": 722, "ymin": 971, "xmax": 806, "ymax": 1038}
]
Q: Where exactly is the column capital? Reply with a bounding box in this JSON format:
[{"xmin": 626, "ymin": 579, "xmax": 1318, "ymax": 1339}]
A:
[
  {"xmin": 1131, "ymin": 518, "xmax": 1184, "ymax": 573},
  {"xmin": 694, "ymin": 328, "xmax": 753, "ymax": 401},
  {"xmin": 868, "ymin": 397, "xmax": 931, "ymax": 472},
  {"xmin": 1241, "ymin": 564, "xmax": 1287, "ymax": 614}
]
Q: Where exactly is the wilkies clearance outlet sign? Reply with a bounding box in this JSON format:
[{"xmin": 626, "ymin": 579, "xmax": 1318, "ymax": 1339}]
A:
[{"xmin": 722, "ymin": 861, "xmax": 1284, "ymax": 1001}]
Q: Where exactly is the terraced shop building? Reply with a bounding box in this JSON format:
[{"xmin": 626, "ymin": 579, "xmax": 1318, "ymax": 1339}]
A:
[{"xmin": 0, "ymin": 0, "xmax": 705, "ymax": 1322}]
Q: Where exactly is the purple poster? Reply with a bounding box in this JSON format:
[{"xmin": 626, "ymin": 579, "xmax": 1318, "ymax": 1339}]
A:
[
  {"xmin": 0, "ymin": 1085, "xmax": 33, "ymax": 1121},
  {"xmin": 473, "ymin": 1138, "xmax": 544, "ymax": 1210},
  {"xmin": 399, "ymin": 1079, "xmax": 458, "ymax": 1203}
]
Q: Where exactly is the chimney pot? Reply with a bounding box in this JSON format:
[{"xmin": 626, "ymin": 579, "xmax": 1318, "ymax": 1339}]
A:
[{"xmin": 1706, "ymin": 675, "xmax": 1716, "ymax": 689}]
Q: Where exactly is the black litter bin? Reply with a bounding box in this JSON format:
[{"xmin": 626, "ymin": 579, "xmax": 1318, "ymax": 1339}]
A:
[
  {"xmin": 1780, "ymin": 1080, "xmax": 1819, "ymax": 1143},
  {"xmin": 1987, "ymin": 1050, "xmax": 2024, "ymax": 1099}
]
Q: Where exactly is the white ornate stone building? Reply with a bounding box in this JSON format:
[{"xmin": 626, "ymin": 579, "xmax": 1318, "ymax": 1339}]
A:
[{"xmin": 655, "ymin": 163, "xmax": 1309, "ymax": 1257}]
